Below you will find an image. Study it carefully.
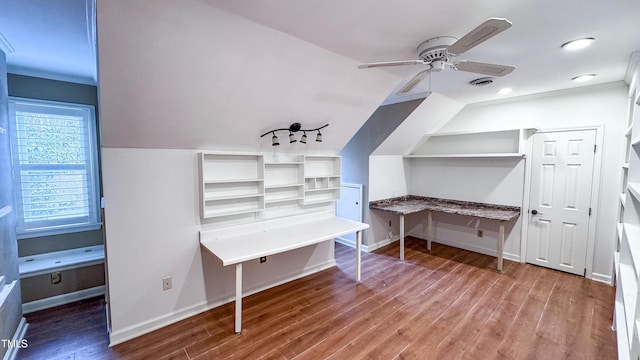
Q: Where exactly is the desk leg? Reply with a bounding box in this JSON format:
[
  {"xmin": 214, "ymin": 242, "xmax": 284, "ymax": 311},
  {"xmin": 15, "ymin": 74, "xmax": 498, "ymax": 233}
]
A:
[
  {"xmin": 399, "ymin": 214, "xmax": 405, "ymax": 262},
  {"xmin": 356, "ymin": 230, "xmax": 362, "ymax": 283},
  {"xmin": 427, "ymin": 211, "xmax": 433, "ymax": 252},
  {"xmin": 235, "ymin": 263, "xmax": 242, "ymax": 334},
  {"xmin": 498, "ymin": 222, "xmax": 505, "ymax": 272}
]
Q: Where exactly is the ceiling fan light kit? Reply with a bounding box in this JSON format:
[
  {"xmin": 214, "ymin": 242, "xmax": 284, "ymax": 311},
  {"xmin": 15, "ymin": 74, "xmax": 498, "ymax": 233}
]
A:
[
  {"xmin": 260, "ymin": 123, "xmax": 328, "ymax": 146},
  {"xmin": 358, "ymin": 17, "xmax": 516, "ymax": 95}
]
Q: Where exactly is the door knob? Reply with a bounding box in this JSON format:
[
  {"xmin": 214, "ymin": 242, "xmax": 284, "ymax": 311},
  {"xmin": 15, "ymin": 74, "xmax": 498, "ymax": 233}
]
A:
[{"xmin": 531, "ymin": 209, "xmax": 538, "ymax": 215}]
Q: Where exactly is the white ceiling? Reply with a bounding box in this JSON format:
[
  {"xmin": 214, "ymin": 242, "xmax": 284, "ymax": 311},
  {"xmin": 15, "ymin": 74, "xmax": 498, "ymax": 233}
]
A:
[{"xmin": 1, "ymin": 0, "xmax": 639, "ymax": 103}]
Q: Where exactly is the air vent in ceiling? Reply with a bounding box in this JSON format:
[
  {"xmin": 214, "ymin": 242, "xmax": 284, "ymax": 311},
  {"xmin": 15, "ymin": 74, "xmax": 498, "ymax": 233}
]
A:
[{"xmin": 469, "ymin": 77, "xmax": 494, "ymax": 86}]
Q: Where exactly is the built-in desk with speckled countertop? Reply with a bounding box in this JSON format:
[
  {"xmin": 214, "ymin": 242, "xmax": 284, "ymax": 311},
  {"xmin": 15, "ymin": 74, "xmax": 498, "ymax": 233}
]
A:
[{"xmin": 370, "ymin": 195, "xmax": 521, "ymax": 271}]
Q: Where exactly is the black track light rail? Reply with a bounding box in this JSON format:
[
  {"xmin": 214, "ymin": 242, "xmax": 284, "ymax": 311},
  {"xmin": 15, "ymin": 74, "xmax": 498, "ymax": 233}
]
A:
[{"xmin": 259, "ymin": 123, "xmax": 328, "ymax": 138}]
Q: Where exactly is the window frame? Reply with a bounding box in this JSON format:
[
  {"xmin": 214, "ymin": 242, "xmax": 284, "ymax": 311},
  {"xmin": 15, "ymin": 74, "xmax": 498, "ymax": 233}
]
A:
[{"xmin": 8, "ymin": 96, "xmax": 102, "ymax": 239}]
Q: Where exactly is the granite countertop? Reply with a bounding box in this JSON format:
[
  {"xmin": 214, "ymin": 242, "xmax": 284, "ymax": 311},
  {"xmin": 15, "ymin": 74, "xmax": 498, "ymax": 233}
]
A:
[{"xmin": 369, "ymin": 195, "xmax": 520, "ymax": 221}]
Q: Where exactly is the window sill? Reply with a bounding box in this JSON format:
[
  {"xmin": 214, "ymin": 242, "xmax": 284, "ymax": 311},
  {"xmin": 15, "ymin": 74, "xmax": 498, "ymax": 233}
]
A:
[{"xmin": 17, "ymin": 223, "xmax": 102, "ymax": 240}]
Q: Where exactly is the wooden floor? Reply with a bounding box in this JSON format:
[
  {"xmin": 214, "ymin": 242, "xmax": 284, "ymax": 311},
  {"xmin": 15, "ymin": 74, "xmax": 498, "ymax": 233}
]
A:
[{"xmin": 17, "ymin": 238, "xmax": 617, "ymax": 360}]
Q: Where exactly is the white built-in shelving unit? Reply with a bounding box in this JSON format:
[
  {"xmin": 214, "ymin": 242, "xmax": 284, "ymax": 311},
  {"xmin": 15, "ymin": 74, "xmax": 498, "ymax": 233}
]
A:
[
  {"xmin": 198, "ymin": 153, "xmax": 265, "ymax": 218},
  {"xmin": 303, "ymin": 155, "xmax": 341, "ymax": 205},
  {"xmin": 199, "ymin": 153, "xmax": 340, "ymax": 218},
  {"xmin": 404, "ymin": 128, "xmax": 532, "ymax": 158},
  {"xmin": 614, "ymin": 52, "xmax": 640, "ymax": 360}
]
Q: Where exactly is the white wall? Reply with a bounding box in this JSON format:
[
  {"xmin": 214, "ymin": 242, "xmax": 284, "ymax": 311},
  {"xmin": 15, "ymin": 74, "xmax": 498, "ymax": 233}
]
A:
[
  {"xmin": 102, "ymin": 148, "xmax": 336, "ymax": 344},
  {"xmin": 366, "ymin": 82, "xmax": 627, "ymax": 278},
  {"xmin": 372, "ymin": 93, "xmax": 464, "ymax": 155},
  {"xmin": 97, "ymin": 0, "xmax": 397, "ymax": 153},
  {"xmin": 96, "ymin": 0, "xmax": 398, "ymax": 344},
  {"xmin": 406, "ymin": 157, "xmax": 525, "ymax": 261},
  {"xmin": 437, "ymin": 82, "xmax": 628, "ymax": 281}
]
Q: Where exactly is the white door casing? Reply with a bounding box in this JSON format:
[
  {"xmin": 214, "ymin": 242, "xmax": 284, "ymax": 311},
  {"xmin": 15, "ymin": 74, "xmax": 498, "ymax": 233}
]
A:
[
  {"xmin": 336, "ymin": 183, "xmax": 363, "ymax": 245},
  {"xmin": 526, "ymin": 129, "xmax": 596, "ymax": 275}
]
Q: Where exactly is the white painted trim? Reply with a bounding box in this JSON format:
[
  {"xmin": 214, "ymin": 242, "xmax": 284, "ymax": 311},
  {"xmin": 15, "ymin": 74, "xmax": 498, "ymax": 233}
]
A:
[
  {"xmin": 590, "ymin": 272, "xmax": 612, "ymax": 285},
  {"xmin": 519, "ymin": 130, "xmax": 534, "ymax": 263},
  {"xmin": 0, "ymin": 206, "xmax": 12, "ymax": 220},
  {"xmin": 408, "ymin": 231, "xmax": 521, "ymax": 262},
  {"xmin": 522, "ymin": 125, "xmax": 605, "ymax": 278},
  {"xmin": 22, "ymin": 285, "xmax": 106, "ymax": 314},
  {"xmin": 0, "ymin": 280, "xmax": 16, "ymax": 311},
  {"xmin": 108, "ymin": 259, "xmax": 336, "ymax": 346},
  {"xmin": 0, "ymin": 32, "xmax": 15, "ymax": 54},
  {"xmin": 624, "ymin": 51, "xmax": 640, "ymax": 91},
  {"xmin": 336, "ymin": 236, "xmax": 380, "ymax": 252},
  {"xmin": 2, "ymin": 317, "xmax": 27, "ymax": 360}
]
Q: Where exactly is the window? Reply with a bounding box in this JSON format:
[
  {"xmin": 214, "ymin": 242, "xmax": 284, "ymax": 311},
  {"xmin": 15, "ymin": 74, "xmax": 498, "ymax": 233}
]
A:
[{"xmin": 8, "ymin": 97, "xmax": 101, "ymax": 238}]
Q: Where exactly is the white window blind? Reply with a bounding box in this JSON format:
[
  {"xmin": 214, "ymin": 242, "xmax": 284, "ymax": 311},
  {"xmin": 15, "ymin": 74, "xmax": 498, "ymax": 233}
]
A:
[{"xmin": 8, "ymin": 98, "xmax": 101, "ymax": 238}]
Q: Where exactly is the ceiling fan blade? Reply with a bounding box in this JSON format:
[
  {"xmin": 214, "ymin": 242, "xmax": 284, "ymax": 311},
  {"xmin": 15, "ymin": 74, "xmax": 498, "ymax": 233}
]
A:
[
  {"xmin": 454, "ymin": 61, "xmax": 515, "ymax": 76},
  {"xmin": 446, "ymin": 18, "xmax": 512, "ymax": 56},
  {"xmin": 397, "ymin": 70, "xmax": 431, "ymax": 94},
  {"xmin": 358, "ymin": 59, "xmax": 427, "ymax": 69}
]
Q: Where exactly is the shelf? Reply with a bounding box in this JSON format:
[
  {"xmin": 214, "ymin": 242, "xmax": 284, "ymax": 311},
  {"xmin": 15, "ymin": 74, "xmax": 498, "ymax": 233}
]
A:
[
  {"xmin": 265, "ymin": 197, "xmax": 304, "ymax": 204},
  {"xmin": 304, "ymin": 175, "xmax": 341, "ymax": 179},
  {"xmin": 623, "ymin": 223, "xmax": 640, "ymax": 277},
  {"xmin": 204, "ymin": 208, "xmax": 262, "ymax": 218},
  {"xmin": 631, "ymin": 137, "xmax": 640, "ymax": 147},
  {"xmin": 303, "ymin": 198, "xmax": 338, "ymax": 205},
  {"xmin": 615, "ymin": 251, "xmax": 621, "ymax": 279},
  {"xmin": 619, "ymin": 262, "xmax": 638, "ymax": 344},
  {"xmin": 628, "ymin": 182, "xmax": 640, "ymax": 201},
  {"xmin": 621, "ymin": 192, "xmax": 627, "ymax": 207},
  {"xmin": 204, "ymin": 178, "xmax": 264, "ymax": 184},
  {"xmin": 304, "ymin": 187, "xmax": 341, "ymax": 193},
  {"xmin": 264, "ymin": 162, "xmax": 303, "ymax": 165},
  {"xmin": 264, "ymin": 183, "xmax": 304, "ymax": 189},
  {"xmin": 204, "ymin": 193, "xmax": 264, "ymax": 201},
  {"xmin": 615, "ymin": 296, "xmax": 630, "ymax": 360},
  {"xmin": 626, "ymin": 125, "xmax": 633, "ymax": 136},
  {"xmin": 404, "ymin": 153, "xmax": 525, "ymax": 159}
]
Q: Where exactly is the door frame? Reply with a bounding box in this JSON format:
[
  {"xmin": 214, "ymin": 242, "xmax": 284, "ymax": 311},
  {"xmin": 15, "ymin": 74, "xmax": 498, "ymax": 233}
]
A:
[
  {"xmin": 521, "ymin": 124, "xmax": 604, "ymax": 279},
  {"xmin": 336, "ymin": 182, "xmax": 364, "ymax": 247}
]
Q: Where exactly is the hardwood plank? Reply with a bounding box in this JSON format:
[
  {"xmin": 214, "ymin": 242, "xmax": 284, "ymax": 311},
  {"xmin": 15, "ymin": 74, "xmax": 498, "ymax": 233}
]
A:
[{"xmin": 16, "ymin": 242, "xmax": 618, "ymax": 360}]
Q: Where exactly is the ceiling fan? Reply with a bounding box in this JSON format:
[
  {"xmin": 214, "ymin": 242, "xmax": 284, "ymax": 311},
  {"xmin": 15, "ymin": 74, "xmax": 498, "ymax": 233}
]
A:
[{"xmin": 358, "ymin": 18, "xmax": 516, "ymax": 94}]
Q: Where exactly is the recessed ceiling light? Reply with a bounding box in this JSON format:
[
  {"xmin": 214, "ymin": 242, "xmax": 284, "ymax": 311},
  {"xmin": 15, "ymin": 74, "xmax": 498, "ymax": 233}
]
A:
[
  {"xmin": 561, "ymin": 37, "xmax": 595, "ymax": 51},
  {"xmin": 572, "ymin": 74, "xmax": 597, "ymax": 82},
  {"xmin": 498, "ymin": 87, "xmax": 513, "ymax": 95}
]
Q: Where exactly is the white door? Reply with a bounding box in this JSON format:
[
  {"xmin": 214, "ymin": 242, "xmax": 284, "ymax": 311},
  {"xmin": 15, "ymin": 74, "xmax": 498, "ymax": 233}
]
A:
[
  {"xmin": 526, "ymin": 130, "xmax": 596, "ymax": 275},
  {"xmin": 336, "ymin": 183, "xmax": 363, "ymax": 244}
]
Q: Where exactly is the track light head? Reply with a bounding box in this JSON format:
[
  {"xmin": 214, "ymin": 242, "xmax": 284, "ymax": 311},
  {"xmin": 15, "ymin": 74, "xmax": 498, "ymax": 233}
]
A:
[
  {"xmin": 315, "ymin": 130, "xmax": 323, "ymax": 142},
  {"xmin": 289, "ymin": 131, "xmax": 297, "ymax": 143},
  {"xmin": 271, "ymin": 133, "xmax": 280, "ymax": 146},
  {"xmin": 300, "ymin": 132, "xmax": 307, "ymax": 144}
]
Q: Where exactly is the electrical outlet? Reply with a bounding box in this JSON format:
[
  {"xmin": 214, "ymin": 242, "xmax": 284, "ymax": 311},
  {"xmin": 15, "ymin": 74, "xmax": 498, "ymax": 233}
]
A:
[
  {"xmin": 477, "ymin": 229, "xmax": 484, "ymax": 238},
  {"xmin": 51, "ymin": 272, "xmax": 62, "ymax": 284},
  {"xmin": 388, "ymin": 230, "xmax": 394, "ymax": 239},
  {"xmin": 162, "ymin": 277, "xmax": 172, "ymax": 291},
  {"xmin": 389, "ymin": 220, "xmax": 392, "ymax": 227},
  {"xmin": 260, "ymin": 256, "xmax": 267, "ymax": 263}
]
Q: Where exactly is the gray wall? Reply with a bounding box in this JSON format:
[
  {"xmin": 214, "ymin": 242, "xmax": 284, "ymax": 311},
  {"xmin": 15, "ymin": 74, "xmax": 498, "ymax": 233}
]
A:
[
  {"xmin": 7, "ymin": 74, "xmax": 105, "ymax": 303},
  {"xmin": 0, "ymin": 49, "xmax": 23, "ymax": 359},
  {"xmin": 340, "ymin": 98, "xmax": 425, "ymax": 244}
]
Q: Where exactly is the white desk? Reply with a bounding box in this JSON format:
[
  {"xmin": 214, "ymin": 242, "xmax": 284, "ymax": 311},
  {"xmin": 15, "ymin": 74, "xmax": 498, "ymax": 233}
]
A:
[{"xmin": 200, "ymin": 214, "xmax": 368, "ymax": 334}]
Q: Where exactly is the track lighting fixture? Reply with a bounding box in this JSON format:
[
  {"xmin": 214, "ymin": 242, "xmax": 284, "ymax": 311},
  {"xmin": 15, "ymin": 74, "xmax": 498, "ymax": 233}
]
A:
[{"xmin": 260, "ymin": 123, "xmax": 328, "ymax": 146}]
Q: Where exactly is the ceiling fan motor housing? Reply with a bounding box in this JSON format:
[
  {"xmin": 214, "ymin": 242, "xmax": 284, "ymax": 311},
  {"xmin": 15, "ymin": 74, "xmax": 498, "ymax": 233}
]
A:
[{"xmin": 417, "ymin": 36, "xmax": 457, "ymax": 62}]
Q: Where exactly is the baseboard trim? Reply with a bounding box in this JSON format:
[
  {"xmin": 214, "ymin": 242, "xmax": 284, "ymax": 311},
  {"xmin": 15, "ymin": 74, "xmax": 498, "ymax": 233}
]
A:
[
  {"xmin": 108, "ymin": 259, "xmax": 337, "ymax": 346},
  {"xmin": 590, "ymin": 272, "xmax": 612, "ymax": 285},
  {"xmin": 3, "ymin": 317, "xmax": 27, "ymax": 360},
  {"xmin": 335, "ymin": 236, "xmax": 380, "ymax": 252},
  {"xmin": 407, "ymin": 232, "xmax": 522, "ymax": 263},
  {"xmin": 347, "ymin": 235, "xmax": 399, "ymax": 253},
  {"xmin": 22, "ymin": 286, "xmax": 106, "ymax": 314}
]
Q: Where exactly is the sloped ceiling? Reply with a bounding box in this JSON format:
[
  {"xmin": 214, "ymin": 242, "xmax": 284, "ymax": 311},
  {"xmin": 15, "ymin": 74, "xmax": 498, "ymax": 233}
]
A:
[{"xmin": 96, "ymin": 0, "xmax": 398, "ymax": 151}]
